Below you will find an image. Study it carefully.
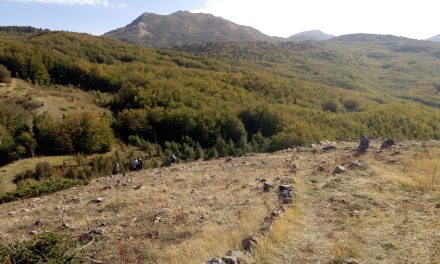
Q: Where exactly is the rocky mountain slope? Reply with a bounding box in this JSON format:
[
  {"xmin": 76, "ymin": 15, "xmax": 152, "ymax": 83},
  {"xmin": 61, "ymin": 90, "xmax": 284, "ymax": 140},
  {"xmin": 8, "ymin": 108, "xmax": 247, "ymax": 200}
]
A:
[
  {"xmin": 428, "ymin": 34, "xmax": 440, "ymax": 42},
  {"xmin": 104, "ymin": 11, "xmax": 274, "ymax": 47}
]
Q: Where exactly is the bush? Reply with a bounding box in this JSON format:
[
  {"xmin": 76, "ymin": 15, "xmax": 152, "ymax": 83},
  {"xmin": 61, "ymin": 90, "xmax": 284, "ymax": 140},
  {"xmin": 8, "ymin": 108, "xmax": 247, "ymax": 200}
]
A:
[
  {"xmin": 35, "ymin": 161, "xmax": 53, "ymax": 179},
  {"xmin": 0, "ymin": 179, "xmax": 88, "ymax": 204},
  {"xmin": 343, "ymin": 99, "xmax": 360, "ymax": 112},
  {"xmin": 0, "ymin": 64, "xmax": 11, "ymax": 84},
  {"xmin": 0, "ymin": 233, "xmax": 76, "ymax": 263},
  {"xmin": 322, "ymin": 100, "xmax": 338, "ymax": 113}
]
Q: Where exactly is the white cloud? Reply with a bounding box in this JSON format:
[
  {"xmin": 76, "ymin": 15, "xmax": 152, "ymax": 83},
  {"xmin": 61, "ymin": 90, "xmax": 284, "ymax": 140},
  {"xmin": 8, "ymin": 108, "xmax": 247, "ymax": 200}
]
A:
[
  {"xmin": 193, "ymin": 0, "xmax": 440, "ymax": 39},
  {"xmin": 16, "ymin": 0, "xmax": 125, "ymax": 7}
]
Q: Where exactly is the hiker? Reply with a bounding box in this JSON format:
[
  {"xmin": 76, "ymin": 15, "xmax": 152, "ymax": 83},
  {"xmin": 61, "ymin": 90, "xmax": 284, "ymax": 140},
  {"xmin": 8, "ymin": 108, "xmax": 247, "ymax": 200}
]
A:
[
  {"xmin": 137, "ymin": 157, "xmax": 143, "ymax": 170},
  {"xmin": 132, "ymin": 158, "xmax": 139, "ymax": 171}
]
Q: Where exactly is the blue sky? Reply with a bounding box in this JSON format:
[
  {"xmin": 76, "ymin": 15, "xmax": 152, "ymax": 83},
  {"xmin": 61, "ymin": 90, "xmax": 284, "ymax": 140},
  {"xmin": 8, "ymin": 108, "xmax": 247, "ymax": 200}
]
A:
[
  {"xmin": 0, "ymin": 0, "xmax": 439, "ymax": 39},
  {"xmin": 0, "ymin": 0, "xmax": 205, "ymax": 35}
]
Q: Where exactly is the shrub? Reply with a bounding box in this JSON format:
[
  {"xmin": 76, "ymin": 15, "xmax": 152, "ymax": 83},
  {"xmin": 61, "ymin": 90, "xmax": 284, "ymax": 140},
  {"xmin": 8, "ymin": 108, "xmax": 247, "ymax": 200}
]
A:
[
  {"xmin": 35, "ymin": 161, "xmax": 53, "ymax": 179},
  {"xmin": 0, "ymin": 64, "xmax": 11, "ymax": 84},
  {"xmin": 0, "ymin": 233, "xmax": 76, "ymax": 263},
  {"xmin": 0, "ymin": 179, "xmax": 88, "ymax": 204},
  {"xmin": 322, "ymin": 100, "xmax": 338, "ymax": 113},
  {"xmin": 343, "ymin": 99, "xmax": 360, "ymax": 112}
]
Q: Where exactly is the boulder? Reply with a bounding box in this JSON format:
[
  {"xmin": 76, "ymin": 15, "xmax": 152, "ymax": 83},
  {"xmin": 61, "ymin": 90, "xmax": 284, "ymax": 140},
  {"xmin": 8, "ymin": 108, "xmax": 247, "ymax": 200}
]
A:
[
  {"xmin": 263, "ymin": 182, "xmax": 274, "ymax": 192},
  {"xmin": 346, "ymin": 160, "xmax": 368, "ymax": 170},
  {"xmin": 278, "ymin": 185, "xmax": 295, "ymax": 204},
  {"xmin": 357, "ymin": 136, "xmax": 370, "ymax": 153},
  {"xmin": 333, "ymin": 165, "xmax": 346, "ymax": 174},
  {"xmin": 203, "ymin": 258, "xmax": 226, "ymax": 264},
  {"xmin": 222, "ymin": 256, "xmax": 238, "ymax": 264},
  {"xmin": 380, "ymin": 138, "xmax": 395, "ymax": 149},
  {"xmin": 242, "ymin": 235, "xmax": 260, "ymax": 252},
  {"xmin": 344, "ymin": 259, "xmax": 359, "ymax": 264},
  {"xmin": 225, "ymin": 250, "xmax": 248, "ymax": 263},
  {"xmin": 79, "ymin": 228, "xmax": 104, "ymax": 243}
]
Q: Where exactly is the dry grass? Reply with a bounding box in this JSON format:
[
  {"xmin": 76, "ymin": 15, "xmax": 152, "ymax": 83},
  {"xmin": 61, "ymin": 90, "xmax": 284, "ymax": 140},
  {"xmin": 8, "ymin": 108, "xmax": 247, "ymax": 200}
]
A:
[
  {"xmin": 0, "ymin": 155, "xmax": 75, "ymax": 193},
  {"xmin": 1, "ymin": 140, "xmax": 440, "ymax": 263}
]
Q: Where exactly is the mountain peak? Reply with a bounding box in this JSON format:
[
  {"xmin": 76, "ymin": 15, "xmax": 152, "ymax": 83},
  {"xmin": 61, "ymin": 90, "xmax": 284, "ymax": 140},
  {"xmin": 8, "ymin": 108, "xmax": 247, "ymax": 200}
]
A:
[
  {"xmin": 104, "ymin": 11, "xmax": 273, "ymax": 48},
  {"xmin": 288, "ymin": 30, "xmax": 334, "ymax": 41},
  {"xmin": 427, "ymin": 34, "xmax": 440, "ymax": 42}
]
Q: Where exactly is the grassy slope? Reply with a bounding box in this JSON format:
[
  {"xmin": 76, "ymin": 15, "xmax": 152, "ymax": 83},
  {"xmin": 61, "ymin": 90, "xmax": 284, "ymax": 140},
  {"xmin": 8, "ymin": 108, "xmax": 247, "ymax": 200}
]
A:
[{"xmin": 0, "ymin": 141, "xmax": 438, "ymax": 263}]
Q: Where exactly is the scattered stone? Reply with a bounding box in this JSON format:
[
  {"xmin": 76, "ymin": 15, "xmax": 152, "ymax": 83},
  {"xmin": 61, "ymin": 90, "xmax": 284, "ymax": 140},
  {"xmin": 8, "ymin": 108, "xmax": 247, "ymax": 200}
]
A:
[
  {"xmin": 263, "ymin": 182, "xmax": 274, "ymax": 192},
  {"xmin": 242, "ymin": 235, "xmax": 260, "ymax": 252},
  {"xmin": 7, "ymin": 211, "xmax": 15, "ymax": 216},
  {"xmin": 90, "ymin": 197, "xmax": 103, "ymax": 204},
  {"xmin": 322, "ymin": 145, "xmax": 337, "ymax": 151},
  {"xmin": 101, "ymin": 185, "xmax": 113, "ymax": 190},
  {"xmin": 70, "ymin": 197, "xmax": 81, "ymax": 204},
  {"xmin": 29, "ymin": 230, "xmax": 38, "ymax": 236},
  {"xmin": 380, "ymin": 138, "xmax": 396, "ymax": 149},
  {"xmin": 33, "ymin": 219, "xmax": 43, "ymax": 226},
  {"xmin": 333, "ymin": 165, "xmax": 346, "ymax": 174},
  {"xmin": 60, "ymin": 223, "xmax": 72, "ymax": 229},
  {"xmin": 134, "ymin": 185, "xmax": 145, "ymax": 190},
  {"xmin": 145, "ymin": 231, "xmax": 159, "ymax": 239},
  {"xmin": 351, "ymin": 210, "xmax": 361, "ymax": 218},
  {"xmin": 275, "ymin": 175, "xmax": 294, "ymax": 184},
  {"xmin": 225, "ymin": 157, "xmax": 233, "ymax": 162},
  {"xmin": 290, "ymin": 163, "xmax": 298, "ymax": 173},
  {"xmin": 222, "ymin": 256, "xmax": 238, "ymax": 264},
  {"xmin": 203, "ymin": 258, "xmax": 226, "ymax": 264},
  {"xmin": 225, "ymin": 251, "xmax": 248, "ymax": 263},
  {"xmin": 357, "ymin": 136, "xmax": 370, "ymax": 154},
  {"xmin": 79, "ymin": 228, "xmax": 104, "ymax": 243},
  {"xmin": 278, "ymin": 185, "xmax": 295, "ymax": 204},
  {"xmin": 344, "ymin": 258, "xmax": 359, "ymax": 264},
  {"xmin": 346, "ymin": 160, "xmax": 368, "ymax": 170}
]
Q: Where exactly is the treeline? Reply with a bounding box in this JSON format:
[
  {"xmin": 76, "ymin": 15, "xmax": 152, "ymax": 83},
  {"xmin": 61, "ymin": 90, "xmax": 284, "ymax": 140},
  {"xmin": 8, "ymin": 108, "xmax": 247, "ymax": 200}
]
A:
[{"xmin": 1, "ymin": 30, "xmax": 440, "ymax": 167}]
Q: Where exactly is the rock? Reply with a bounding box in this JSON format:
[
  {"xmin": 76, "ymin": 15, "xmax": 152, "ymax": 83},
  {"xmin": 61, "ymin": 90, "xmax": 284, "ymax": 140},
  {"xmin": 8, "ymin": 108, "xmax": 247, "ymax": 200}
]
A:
[
  {"xmin": 333, "ymin": 165, "xmax": 346, "ymax": 174},
  {"xmin": 70, "ymin": 197, "xmax": 81, "ymax": 204},
  {"xmin": 222, "ymin": 256, "xmax": 238, "ymax": 264},
  {"xmin": 381, "ymin": 138, "xmax": 395, "ymax": 149},
  {"xmin": 346, "ymin": 160, "xmax": 368, "ymax": 170},
  {"xmin": 290, "ymin": 163, "xmax": 298, "ymax": 173},
  {"xmin": 242, "ymin": 235, "xmax": 260, "ymax": 252},
  {"xmin": 79, "ymin": 228, "xmax": 104, "ymax": 243},
  {"xmin": 263, "ymin": 182, "xmax": 274, "ymax": 192},
  {"xmin": 7, "ymin": 211, "xmax": 15, "ymax": 216},
  {"xmin": 203, "ymin": 258, "xmax": 226, "ymax": 264},
  {"xmin": 344, "ymin": 258, "xmax": 359, "ymax": 264},
  {"xmin": 322, "ymin": 145, "xmax": 337, "ymax": 151},
  {"xmin": 29, "ymin": 230, "xmax": 38, "ymax": 236},
  {"xmin": 60, "ymin": 223, "xmax": 72, "ymax": 229},
  {"xmin": 278, "ymin": 185, "xmax": 295, "ymax": 204},
  {"xmin": 90, "ymin": 197, "xmax": 103, "ymax": 203},
  {"xmin": 134, "ymin": 185, "xmax": 145, "ymax": 190},
  {"xmin": 33, "ymin": 219, "xmax": 43, "ymax": 226},
  {"xmin": 357, "ymin": 136, "xmax": 370, "ymax": 154},
  {"xmin": 225, "ymin": 157, "xmax": 233, "ymax": 162},
  {"xmin": 351, "ymin": 210, "xmax": 361, "ymax": 218},
  {"xmin": 225, "ymin": 251, "xmax": 248, "ymax": 263},
  {"xmin": 101, "ymin": 185, "xmax": 113, "ymax": 190},
  {"xmin": 275, "ymin": 176, "xmax": 294, "ymax": 184}
]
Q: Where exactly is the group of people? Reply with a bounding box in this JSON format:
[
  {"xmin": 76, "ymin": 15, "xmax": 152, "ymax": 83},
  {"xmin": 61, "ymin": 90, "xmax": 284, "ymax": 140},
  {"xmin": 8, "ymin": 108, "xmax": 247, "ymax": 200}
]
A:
[{"xmin": 132, "ymin": 157, "xmax": 144, "ymax": 171}]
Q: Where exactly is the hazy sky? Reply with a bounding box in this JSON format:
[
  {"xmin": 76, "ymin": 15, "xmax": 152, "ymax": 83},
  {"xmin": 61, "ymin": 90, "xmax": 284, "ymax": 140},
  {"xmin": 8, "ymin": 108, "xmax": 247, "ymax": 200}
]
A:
[{"xmin": 0, "ymin": 0, "xmax": 439, "ymax": 39}]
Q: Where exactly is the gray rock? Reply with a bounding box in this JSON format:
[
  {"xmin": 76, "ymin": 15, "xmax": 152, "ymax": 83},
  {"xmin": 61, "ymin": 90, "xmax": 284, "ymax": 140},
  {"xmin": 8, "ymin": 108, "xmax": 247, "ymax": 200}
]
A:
[
  {"xmin": 263, "ymin": 182, "xmax": 274, "ymax": 192},
  {"xmin": 203, "ymin": 258, "xmax": 226, "ymax": 264},
  {"xmin": 333, "ymin": 165, "xmax": 346, "ymax": 174},
  {"xmin": 344, "ymin": 259, "xmax": 359, "ymax": 264},
  {"xmin": 380, "ymin": 138, "xmax": 395, "ymax": 149},
  {"xmin": 222, "ymin": 256, "xmax": 238, "ymax": 264},
  {"xmin": 322, "ymin": 145, "xmax": 337, "ymax": 151},
  {"xmin": 225, "ymin": 251, "xmax": 248, "ymax": 263},
  {"xmin": 90, "ymin": 197, "xmax": 103, "ymax": 203},
  {"xmin": 347, "ymin": 160, "xmax": 368, "ymax": 170},
  {"xmin": 242, "ymin": 235, "xmax": 260, "ymax": 252},
  {"xmin": 161, "ymin": 154, "xmax": 180, "ymax": 167}
]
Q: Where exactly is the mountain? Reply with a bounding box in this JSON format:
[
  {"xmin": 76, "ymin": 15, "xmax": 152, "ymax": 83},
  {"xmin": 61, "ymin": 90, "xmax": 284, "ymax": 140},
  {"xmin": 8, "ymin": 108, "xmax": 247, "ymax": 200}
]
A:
[
  {"xmin": 104, "ymin": 11, "xmax": 274, "ymax": 47},
  {"xmin": 428, "ymin": 34, "xmax": 440, "ymax": 42},
  {"xmin": 287, "ymin": 30, "xmax": 334, "ymax": 41}
]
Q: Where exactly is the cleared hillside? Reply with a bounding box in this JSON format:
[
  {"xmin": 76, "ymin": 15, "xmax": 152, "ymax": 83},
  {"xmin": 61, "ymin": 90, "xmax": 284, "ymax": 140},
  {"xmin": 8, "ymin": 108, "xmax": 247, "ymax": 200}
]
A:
[{"xmin": 0, "ymin": 140, "xmax": 439, "ymax": 263}]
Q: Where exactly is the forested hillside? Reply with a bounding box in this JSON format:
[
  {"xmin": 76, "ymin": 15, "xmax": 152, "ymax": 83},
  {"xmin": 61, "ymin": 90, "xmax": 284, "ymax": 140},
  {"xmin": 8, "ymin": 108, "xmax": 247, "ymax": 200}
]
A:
[{"xmin": 1, "ymin": 28, "xmax": 440, "ymax": 167}]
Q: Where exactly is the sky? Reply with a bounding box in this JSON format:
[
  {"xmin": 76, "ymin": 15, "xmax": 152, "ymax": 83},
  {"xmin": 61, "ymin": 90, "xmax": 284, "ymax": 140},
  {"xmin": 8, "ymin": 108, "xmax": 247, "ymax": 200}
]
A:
[{"xmin": 0, "ymin": 0, "xmax": 439, "ymax": 39}]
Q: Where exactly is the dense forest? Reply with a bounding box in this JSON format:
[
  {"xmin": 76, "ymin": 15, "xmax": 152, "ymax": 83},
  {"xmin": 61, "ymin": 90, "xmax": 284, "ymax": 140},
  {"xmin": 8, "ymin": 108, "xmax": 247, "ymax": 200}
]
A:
[{"xmin": 1, "ymin": 27, "xmax": 440, "ymax": 166}]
